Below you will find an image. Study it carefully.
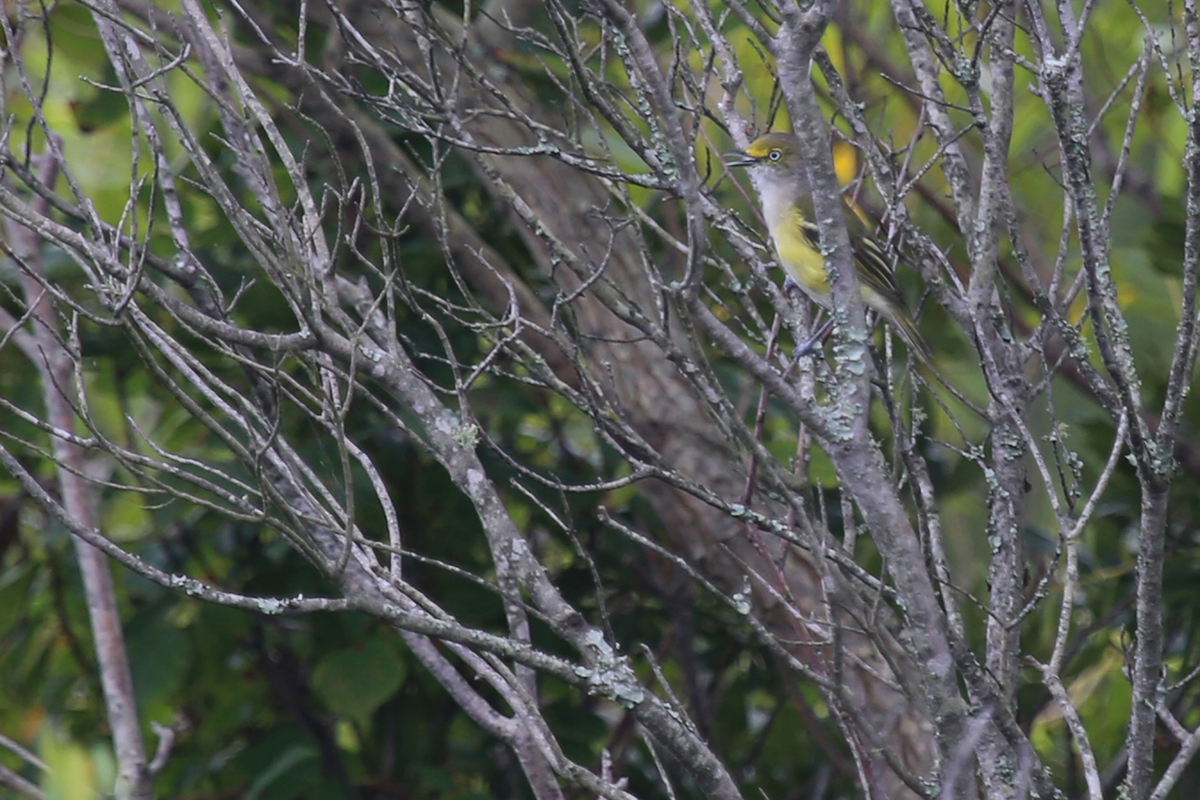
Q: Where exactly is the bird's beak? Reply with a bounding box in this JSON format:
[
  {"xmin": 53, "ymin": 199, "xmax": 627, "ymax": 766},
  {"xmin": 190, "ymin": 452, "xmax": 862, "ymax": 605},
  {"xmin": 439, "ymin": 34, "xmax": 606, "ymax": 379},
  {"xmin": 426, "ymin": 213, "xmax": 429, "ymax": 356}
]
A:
[{"xmin": 723, "ymin": 150, "xmax": 758, "ymax": 168}]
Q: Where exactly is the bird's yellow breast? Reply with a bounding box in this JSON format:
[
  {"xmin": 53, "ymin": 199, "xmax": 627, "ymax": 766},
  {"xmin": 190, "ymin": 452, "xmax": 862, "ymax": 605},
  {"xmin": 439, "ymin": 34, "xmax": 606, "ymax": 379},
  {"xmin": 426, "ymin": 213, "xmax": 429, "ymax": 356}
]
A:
[{"xmin": 768, "ymin": 206, "xmax": 832, "ymax": 307}]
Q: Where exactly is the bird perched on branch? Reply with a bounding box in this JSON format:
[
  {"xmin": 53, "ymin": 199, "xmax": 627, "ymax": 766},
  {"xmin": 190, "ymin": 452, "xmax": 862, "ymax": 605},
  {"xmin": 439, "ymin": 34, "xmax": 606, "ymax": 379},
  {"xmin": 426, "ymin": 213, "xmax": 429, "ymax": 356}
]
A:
[{"xmin": 724, "ymin": 132, "xmax": 930, "ymax": 363}]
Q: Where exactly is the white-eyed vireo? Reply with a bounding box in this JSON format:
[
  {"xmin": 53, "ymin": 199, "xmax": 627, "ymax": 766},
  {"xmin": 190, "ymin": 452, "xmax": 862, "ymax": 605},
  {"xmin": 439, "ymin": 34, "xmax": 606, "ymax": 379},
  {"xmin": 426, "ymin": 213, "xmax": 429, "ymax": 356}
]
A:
[{"xmin": 725, "ymin": 132, "xmax": 930, "ymax": 362}]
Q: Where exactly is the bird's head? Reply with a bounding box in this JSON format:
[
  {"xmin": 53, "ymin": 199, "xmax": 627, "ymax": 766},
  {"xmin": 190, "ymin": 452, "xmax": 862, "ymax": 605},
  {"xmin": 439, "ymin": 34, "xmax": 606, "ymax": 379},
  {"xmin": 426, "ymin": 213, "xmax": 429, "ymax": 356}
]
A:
[{"xmin": 723, "ymin": 132, "xmax": 800, "ymax": 172}]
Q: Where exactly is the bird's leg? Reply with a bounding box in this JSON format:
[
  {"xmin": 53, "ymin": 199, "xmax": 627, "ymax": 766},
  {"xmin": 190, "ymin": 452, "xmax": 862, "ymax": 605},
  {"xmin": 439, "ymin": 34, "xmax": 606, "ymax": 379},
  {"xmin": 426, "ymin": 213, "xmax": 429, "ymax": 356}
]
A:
[
  {"xmin": 793, "ymin": 317, "xmax": 834, "ymax": 361},
  {"xmin": 781, "ymin": 277, "xmax": 834, "ymax": 361}
]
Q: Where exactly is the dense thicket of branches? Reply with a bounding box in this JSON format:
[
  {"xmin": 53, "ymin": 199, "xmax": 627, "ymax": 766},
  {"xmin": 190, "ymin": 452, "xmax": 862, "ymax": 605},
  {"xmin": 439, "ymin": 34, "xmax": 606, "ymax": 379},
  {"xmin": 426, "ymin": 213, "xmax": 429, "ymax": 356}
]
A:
[{"xmin": 0, "ymin": 1, "xmax": 1198, "ymax": 799}]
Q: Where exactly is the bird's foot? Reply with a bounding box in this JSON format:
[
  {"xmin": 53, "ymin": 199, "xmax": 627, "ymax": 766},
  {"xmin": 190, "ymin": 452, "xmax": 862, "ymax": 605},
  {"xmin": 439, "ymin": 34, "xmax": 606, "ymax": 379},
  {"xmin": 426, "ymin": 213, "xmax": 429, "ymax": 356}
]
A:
[
  {"xmin": 792, "ymin": 338, "xmax": 822, "ymax": 362},
  {"xmin": 792, "ymin": 318, "xmax": 835, "ymax": 362}
]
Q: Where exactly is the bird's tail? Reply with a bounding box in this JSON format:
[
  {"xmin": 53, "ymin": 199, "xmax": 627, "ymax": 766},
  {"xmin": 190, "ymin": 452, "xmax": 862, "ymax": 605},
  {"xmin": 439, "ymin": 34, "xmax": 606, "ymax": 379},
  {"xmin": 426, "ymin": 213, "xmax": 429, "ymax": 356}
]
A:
[
  {"xmin": 882, "ymin": 306, "xmax": 987, "ymax": 418},
  {"xmin": 884, "ymin": 305, "xmax": 933, "ymax": 365}
]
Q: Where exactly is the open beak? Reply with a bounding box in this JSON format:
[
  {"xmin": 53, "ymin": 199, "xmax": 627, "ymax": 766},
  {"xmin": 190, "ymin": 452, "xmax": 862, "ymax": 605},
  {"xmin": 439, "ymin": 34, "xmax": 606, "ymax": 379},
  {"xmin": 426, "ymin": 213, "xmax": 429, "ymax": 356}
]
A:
[{"xmin": 722, "ymin": 150, "xmax": 758, "ymax": 168}]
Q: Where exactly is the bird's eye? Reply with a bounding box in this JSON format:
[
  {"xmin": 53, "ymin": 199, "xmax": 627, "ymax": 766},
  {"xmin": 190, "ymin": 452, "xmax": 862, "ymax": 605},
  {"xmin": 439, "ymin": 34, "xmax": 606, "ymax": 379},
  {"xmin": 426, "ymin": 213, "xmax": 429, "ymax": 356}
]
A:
[{"xmin": 768, "ymin": 150, "xmax": 782, "ymax": 161}]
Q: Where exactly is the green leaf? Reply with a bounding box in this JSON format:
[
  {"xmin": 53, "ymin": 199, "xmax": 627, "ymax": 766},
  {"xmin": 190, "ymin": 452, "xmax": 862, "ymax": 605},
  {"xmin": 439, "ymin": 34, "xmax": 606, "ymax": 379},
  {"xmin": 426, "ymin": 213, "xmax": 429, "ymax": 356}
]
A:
[
  {"xmin": 310, "ymin": 637, "xmax": 405, "ymax": 725},
  {"xmin": 243, "ymin": 744, "xmax": 318, "ymax": 800},
  {"xmin": 126, "ymin": 613, "xmax": 189, "ymax": 715}
]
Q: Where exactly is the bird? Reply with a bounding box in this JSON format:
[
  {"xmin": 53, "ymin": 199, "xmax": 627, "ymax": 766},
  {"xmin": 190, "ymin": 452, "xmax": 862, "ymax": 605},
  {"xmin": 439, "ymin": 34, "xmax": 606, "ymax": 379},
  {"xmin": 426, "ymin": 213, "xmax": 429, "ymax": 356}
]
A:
[{"xmin": 724, "ymin": 132, "xmax": 931, "ymax": 363}]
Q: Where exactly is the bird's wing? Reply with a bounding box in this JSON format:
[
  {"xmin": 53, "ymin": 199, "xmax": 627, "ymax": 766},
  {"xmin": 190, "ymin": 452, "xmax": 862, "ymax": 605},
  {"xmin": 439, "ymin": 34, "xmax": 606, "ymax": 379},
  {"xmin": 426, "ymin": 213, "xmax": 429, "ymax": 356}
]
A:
[{"xmin": 844, "ymin": 203, "xmax": 911, "ymax": 312}]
